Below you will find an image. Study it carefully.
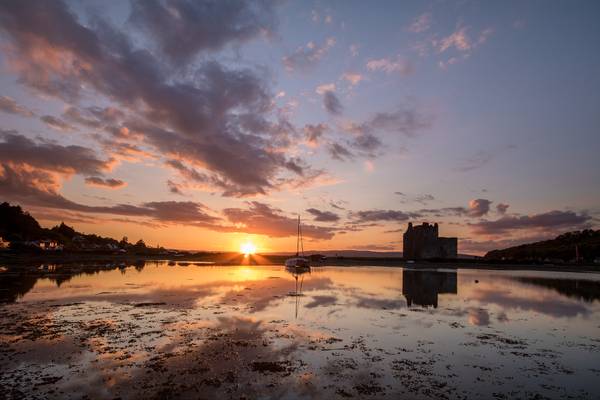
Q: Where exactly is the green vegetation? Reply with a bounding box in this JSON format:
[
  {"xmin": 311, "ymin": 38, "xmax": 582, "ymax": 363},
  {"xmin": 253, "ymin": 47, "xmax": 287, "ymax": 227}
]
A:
[{"xmin": 485, "ymin": 230, "xmax": 600, "ymax": 262}]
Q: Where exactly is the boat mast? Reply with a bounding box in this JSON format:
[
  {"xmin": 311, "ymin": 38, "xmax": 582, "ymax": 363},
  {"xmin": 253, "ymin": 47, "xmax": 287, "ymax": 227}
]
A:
[{"xmin": 296, "ymin": 215, "xmax": 300, "ymax": 257}]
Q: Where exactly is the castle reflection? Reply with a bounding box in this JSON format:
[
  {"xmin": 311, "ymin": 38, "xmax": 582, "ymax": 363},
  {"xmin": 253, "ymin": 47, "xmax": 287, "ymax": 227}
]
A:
[{"xmin": 402, "ymin": 269, "xmax": 458, "ymax": 308}]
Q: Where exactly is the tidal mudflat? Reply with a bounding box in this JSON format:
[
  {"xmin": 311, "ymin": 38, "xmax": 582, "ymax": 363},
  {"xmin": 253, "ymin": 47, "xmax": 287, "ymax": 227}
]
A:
[{"xmin": 1, "ymin": 262, "xmax": 599, "ymax": 399}]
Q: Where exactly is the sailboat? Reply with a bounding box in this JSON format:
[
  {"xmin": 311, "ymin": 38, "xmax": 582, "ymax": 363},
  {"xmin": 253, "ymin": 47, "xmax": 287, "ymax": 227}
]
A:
[{"xmin": 285, "ymin": 216, "xmax": 310, "ymax": 270}]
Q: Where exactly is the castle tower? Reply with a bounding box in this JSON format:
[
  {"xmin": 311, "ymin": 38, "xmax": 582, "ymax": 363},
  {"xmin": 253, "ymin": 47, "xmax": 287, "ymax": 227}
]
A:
[{"xmin": 403, "ymin": 222, "xmax": 457, "ymax": 260}]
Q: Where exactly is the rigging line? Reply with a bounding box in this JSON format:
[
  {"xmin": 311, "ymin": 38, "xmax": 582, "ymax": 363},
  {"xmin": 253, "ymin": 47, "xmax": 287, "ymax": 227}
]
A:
[{"xmin": 296, "ymin": 214, "xmax": 300, "ymax": 256}]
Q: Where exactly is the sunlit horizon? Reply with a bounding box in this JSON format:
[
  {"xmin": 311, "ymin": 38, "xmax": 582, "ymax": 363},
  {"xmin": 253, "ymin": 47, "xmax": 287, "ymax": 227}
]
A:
[{"xmin": 0, "ymin": 0, "xmax": 598, "ymax": 256}]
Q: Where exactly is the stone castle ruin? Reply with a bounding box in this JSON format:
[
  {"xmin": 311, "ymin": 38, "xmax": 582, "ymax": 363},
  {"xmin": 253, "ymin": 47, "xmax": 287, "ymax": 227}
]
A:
[{"xmin": 403, "ymin": 222, "xmax": 457, "ymax": 260}]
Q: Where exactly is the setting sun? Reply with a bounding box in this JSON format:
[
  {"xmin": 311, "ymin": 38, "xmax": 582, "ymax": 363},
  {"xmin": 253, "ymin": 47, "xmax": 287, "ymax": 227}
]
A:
[{"xmin": 240, "ymin": 241, "xmax": 257, "ymax": 256}]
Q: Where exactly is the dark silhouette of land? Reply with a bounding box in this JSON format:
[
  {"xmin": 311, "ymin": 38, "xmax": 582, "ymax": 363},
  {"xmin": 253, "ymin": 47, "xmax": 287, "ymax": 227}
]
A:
[
  {"xmin": 0, "ymin": 202, "xmax": 161, "ymax": 255},
  {"xmin": 485, "ymin": 230, "xmax": 600, "ymax": 263},
  {"xmin": 2, "ymin": 202, "xmax": 600, "ymax": 271}
]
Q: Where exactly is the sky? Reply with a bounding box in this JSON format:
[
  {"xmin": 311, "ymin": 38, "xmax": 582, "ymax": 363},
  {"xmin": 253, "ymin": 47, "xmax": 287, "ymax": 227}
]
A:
[{"xmin": 0, "ymin": 0, "xmax": 599, "ymax": 255}]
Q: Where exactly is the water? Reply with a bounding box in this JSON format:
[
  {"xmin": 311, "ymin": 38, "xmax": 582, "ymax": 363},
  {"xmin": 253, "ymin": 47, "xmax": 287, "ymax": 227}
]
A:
[{"xmin": 1, "ymin": 261, "xmax": 599, "ymax": 399}]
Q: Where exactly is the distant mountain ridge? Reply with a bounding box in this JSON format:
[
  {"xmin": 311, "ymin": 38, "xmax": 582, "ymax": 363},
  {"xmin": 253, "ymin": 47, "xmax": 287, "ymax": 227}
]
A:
[
  {"xmin": 263, "ymin": 250, "xmax": 479, "ymax": 259},
  {"xmin": 263, "ymin": 250, "xmax": 404, "ymax": 258},
  {"xmin": 485, "ymin": 230, "xmax": 600, "ymax": 262}
]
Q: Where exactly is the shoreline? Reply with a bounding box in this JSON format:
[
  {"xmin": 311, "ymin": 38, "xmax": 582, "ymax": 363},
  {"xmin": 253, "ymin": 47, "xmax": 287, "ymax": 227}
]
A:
[{"xmin": 1, "ymin": 251, "xmax": 599, "ymax": 274}]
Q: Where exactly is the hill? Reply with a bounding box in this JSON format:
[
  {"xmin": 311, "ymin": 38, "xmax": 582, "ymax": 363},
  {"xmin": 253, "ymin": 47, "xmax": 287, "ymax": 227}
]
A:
[
  {"xmin": 0, "ymin": 202, "xmax": 44, "ymax": 241},
  {"xmin": 484, "ymin": 230, "xmax": 600, "ymax": 262},
  {"xmin": 0, "ymin": 202, "xmax": 147, "ymax": 253},
  {"xmin": 263, "ymin": 250, "xmax": 403, "ymax": 258}
]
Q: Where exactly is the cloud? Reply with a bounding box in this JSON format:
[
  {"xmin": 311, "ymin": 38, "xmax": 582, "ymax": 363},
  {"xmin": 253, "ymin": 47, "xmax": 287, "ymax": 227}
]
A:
[
  {"xmin": 468, "ymin": 198, "xmax": 492, "ymax": 217},
  {"xmin": 351, "ymin": 133, "xmax": 381, "ymax": 156},
  {"xmin": 414, "ymin": 194, "xmax": 435, "ymax": 205},
  {"xmin": 349, "ymin": 44, "xmax": 359, "ymax": 57},
  {"xmin": 306, "ymin": 208, "xmax": 340, "ymax": 222},
  {"xmin": 352, "ymin": 209, "xmax": 417, "ymax": 223},
  {"xmin": 469, "ymin": 210, "xmax": 592, "ymax": 236},
  {"xmin": 303, "ymin": 123, "xmax": 328, "ymax": 147},
  {"xmin": 0, "ymin": 132, "xmax": 112, "ymax": 176},
  {"xmin": 396, "ymin": 192, "xmax": 435, "ymax": 205},
  {"xmin": 327, "ymin": 142, "xmax": 354, "ymax": 161},
  {"xmin": 407, "ymin": 13, "xmax": 431, "ymax": 33},
  {"xmin": 0, "ymin": 96, "xmax": 34, "ymax": 117},
  {"xmin": 333, "ymin": 103, "xmax": 432, "ymax": 161},
  {"xmin": 40, "ymin": 115, "xmax": 74, "ymax": 132},
  {"xmin": 417, "ymin": 207, "xmax": 467, "ymax": 218},
  {"xmin": 62, "ymin": 106, "xmax": 125, "ymax": 130},
  {"xmin": 167, "ymin": 179, "xmax": 184, "ymax": 195},
  {"xmin": 323, "ymin": 91, "xmax": 343, "ymax": 115},
  {"xmin": 0, "ymin": 163, "xmax": 221, "ymax": 225},
  {"xmin": 222, "ymin": 201, "xmax": 335, "ymax": 239},
  {"xmin": 315, "ymin": 83, "xmax": 336, "ymax": 95},
  {"xmin": 282, "ymin": 37, "xmax": 335, "ymax": 71},
  {"xmin": 315, "ymin": 82, "xmax": 342, "ymax": 116},
  {"xmin": 434, "ymin": 25, "xmax": 494, "ymax": 69},
  {"xmin": 366, "ymin": 56, "xmax": 414, "ymax": 75},
  {"xmin": 345, "ymin": 105, "xmax": 433, "ymax": 138},
  {"xmin": 141, "ymin": 201, "xmax": 218, "ymax": 224},
  {"xmin": 1, "ymin": 163, "xmax": 340, "ymax": 239},
  {"xmin": 0, "ymin": 1, "xmax": 305, "ymax": 197},
  {"xmin": 84, "ymin": 176, "xmax": 126, "ymax": 189},
  {"xmin": 457, "ymin": 151, "xmax": 494, "ymax": 172},
  {"xmin": 129, "ymin": 0, "xmax": 277, "ymax": 64},
  {"xmin": 456, "ymin": 145, "xmax": 516, "ymax": 172},
  {"xmin": 412, "ymin": 198, "xmax": 492, "ymax": 219},
  {"xmin": 478, "ymin": 28, "xmax": 494, "ymax": 46},
  {"xmin": 276, "ymin": 168, "xmax": 341, "ymax": 192},
  {"xmin": 496, "ymin": 203, "xmax": 509, "ymax": 214},
  {"xmin": 164, "ymin": 157, "xmax": 274, "ymax": 197},
  {"xmin": 438, "ymin": 26, "xmax": 472, "ymax": 52},
  {"xmin": 342, "ymin": 72, "xmax": 363, "ymax": 86},
  {"xmin": 330, "ymin": 201, "xmax": 346, "ymax": 210}
]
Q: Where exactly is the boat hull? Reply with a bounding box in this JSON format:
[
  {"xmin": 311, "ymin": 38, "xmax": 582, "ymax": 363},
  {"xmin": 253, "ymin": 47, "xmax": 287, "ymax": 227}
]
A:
[{"xmin": 285, "ymin": 257, "xmax": 310, "ymax": 269}]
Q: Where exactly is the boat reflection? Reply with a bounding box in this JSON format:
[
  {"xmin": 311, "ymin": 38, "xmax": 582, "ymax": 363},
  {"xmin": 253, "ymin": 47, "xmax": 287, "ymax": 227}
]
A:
[
  {"xmin": 286, "ymin": 265, "xmax": 311, "ymax": 318},
  {"xmin": 402, "ymin": 269, "xmax": 457, "ymax": 308}
]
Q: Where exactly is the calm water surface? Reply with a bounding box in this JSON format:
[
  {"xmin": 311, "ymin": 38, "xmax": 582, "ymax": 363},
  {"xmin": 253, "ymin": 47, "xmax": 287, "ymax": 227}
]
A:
[{"xmin": 1, "ymin": 262, "xmax": 599, "ymax": 399}]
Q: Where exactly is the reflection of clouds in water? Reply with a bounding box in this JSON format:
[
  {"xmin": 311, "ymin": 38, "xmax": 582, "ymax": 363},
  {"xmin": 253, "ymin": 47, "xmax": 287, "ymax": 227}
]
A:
[
  {"xmin": 23, "ymin": 275, "xmax": 335, "ymax": 312},
  {"xmin": 469, "ymin": 287, "xmax": 591, "ymax": 318},
  {"xmin": 61, "ymin": 285, "xmax": 217, "ymax": 309},
  {"xmin": 354, "ymin": 296, "xmax": 407, "ymax": 310},
  {"xmin": 218, "ymin": 276, "xmax": 334, "ymax": 312},
  {"xmin": 122, "ymin": 316, "xmax": 303, "ymax": 399},
  {"xmin": 305, "ymin": 295, "xmax": 337, "ymax": 308},
  {"xmin": 468, "ymin": 308, "xmax": 490, "ymax": 326},
  {"xmin": 497, "ymin": 311, "xmax": 509, "ymax": 323}
]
